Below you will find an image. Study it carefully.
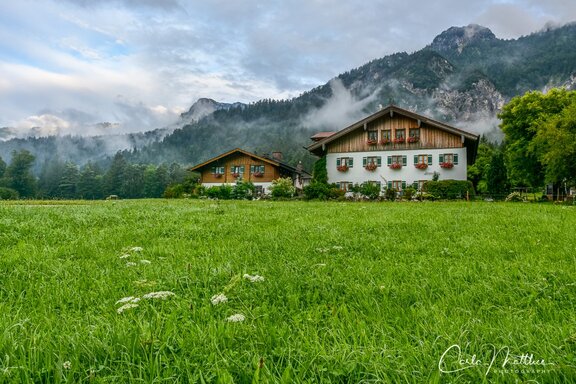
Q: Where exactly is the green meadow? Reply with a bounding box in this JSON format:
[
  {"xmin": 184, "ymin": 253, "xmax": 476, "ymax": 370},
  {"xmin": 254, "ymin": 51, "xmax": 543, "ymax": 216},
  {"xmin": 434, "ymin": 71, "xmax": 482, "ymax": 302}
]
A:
[{"xmin": 0, "ymin": 200, "xmax": 574, "ymax": 383}]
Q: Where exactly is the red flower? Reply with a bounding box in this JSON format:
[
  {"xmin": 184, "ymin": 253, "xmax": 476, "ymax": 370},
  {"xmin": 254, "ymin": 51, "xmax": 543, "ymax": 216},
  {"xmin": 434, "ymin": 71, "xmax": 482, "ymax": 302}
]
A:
[
  {"xmin": 253, "ymin": 171, "xmax": 264, "ymax": 177},
  {"xmin": 337, "ymin": 165, "xmax": 349, "ymax": 172},
  {"xmin": 407, "ymin": 136, "xmax": 419, "ymax": 143},
  {"xmin": 389, "ymin": 163, "xmax": 402, "ymax": 169},
  {"xmin": 212, "ymin": 173, "xmax": 223, "ymax": 178},
  {"xmin": 380, "ymin": 138, "xmax": 390, "ymax": 145},
  {"xmin": 365, "ymin": 162, "xmax": 377, "ymax": 171},
  {"xmin": 440, "ymin": 162, "xmax": 454, "ymax": 169},
  {"xmin": 393, "ymin": 137, "xmax": 405, "ymax": 144},
  {"xmin": 367, "ymin": 139, "xmax": 377, "ymax": 145},
  {"xmin": 415, "ymin": 163, "xmax": 428, "ymax": 170},
  {"xmin": 232, "ymin": 172, "xmax": 241, "ymax": 178}
]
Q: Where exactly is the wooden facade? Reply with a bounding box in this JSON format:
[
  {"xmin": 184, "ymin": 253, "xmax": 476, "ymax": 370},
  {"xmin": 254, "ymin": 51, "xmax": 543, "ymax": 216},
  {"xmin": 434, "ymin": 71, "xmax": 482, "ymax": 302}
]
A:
[
  {"xmin": 308, "ymin": 105, "xmax": 478, "ymax": 164},
  {"xmin": 190, "ymin": 148, "xmax": 311, "ymax": 189}
]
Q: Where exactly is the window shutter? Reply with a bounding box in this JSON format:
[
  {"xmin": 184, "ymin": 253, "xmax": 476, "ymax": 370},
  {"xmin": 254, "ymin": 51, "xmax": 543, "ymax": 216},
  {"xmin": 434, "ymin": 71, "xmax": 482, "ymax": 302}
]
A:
[
  {"xmin": 348, "ymin": 158, "xmax": 353, "ymax": 168},
  {"xmin": 250, "ymin": 165, "xmax": 254, "ymax": 173},
  {"xmin": 261, "ymin": 165, "xmax": 265, "ymax": 173},
  {"xmin": 439, "ymin": 154, "xmax": 444, "ymax": 163},
  {"xmin": 428, "ymin": 155, "xmax": 432, "ymax": 165},
  {"xmin": 413, "ymin": 181, "xmax": 418, "ymax": 189},
  {"xmin": 387, "ymin": 181, "xmax": 392, "ymax": 189},
  {"xmin": 454, "ymin": 154, "xmax": 459, "ymax": 165},
  {"xmin": 402, "ymin": 181, "xmax": 406, "ymax": 190},
  {"xmin": 240, "ymin": 166, "xmax": 245, "ymax": 173},
  {"xmin": 363, "ymin": 157, "xmax": 367, "ymax": 167},
  {"xmin": 387, "ymin": 156, "xmax": 392, "ymax": 166},
  {"xmin": 402, "ymin": 156, "xmax": 407, "ymax": 166},
  {"xmin": 377, "ymin": 157, "xmax": 382, "ymax": 167},
  {"xmin": 414, "ymin": 155, "xmax": 418, "ymax": 164},
  {"xmin": 336, "ymin": 158, "xmax": 341, "ymax": 167}
]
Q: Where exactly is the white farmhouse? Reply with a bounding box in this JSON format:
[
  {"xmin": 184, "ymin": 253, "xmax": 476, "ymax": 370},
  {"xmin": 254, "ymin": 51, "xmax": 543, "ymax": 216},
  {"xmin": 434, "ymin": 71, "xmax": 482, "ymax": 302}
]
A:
[{"xmin": 307, "ymin": 105, "xmax": 479, "ymax": 192}]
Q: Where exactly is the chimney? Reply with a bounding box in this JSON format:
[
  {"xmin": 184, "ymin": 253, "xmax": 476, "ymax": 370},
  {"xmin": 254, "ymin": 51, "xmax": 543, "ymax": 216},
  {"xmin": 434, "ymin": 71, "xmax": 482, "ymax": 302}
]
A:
[
  {"xmin": 296, "ymin": 161, "xmax": 303, "ymax": 173},
  {"xmin": 271, "ymin": 151, "xmax": 283, "ymax": 161}
]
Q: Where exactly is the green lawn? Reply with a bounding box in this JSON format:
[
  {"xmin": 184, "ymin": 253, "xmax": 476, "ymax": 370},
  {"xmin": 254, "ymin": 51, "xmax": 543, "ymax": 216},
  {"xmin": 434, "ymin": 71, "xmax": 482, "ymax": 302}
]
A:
[{"xmin": 0, "ymin": 200, "xmax": 574, "ymax": 383}]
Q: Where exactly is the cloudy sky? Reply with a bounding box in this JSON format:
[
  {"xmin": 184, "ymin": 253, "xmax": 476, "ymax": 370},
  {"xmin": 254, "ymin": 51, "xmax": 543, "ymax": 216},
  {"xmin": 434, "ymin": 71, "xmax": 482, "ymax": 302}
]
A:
[{"xmin": 1, "ymin": 0, "xmax": 575, "ymax": 137}]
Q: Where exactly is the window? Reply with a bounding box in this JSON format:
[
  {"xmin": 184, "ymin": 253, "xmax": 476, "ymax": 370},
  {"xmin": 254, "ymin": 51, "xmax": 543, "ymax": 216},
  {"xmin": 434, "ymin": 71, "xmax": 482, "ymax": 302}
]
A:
[
  {"xmin": 211, "ymin": 166, "xmax": 224, "ymax": 174},
  {"xmin": 395, "ymin": 129, "xmax": 406, "ymax": 139},
  {"xmin": 367, "ymin": 181, "xmax": 382, "ymax": 189},
  {"xmin": 336, "ymin": 157, "xmax": 354, "ymax": 168},
  {"xmin": 254, "ymin": 185, "xmax": 264, "ymax": 195},
  {"xmin": 250, "ymin": 165, "xmax": 265, "ymax": 174},
  {"xmin": 367, "ymin": 130, "xmax": 378, "ymax": 143},
  {"xmin": 439, "ymin": 153, "xmax": 459, "ymax": 165},
  {"xmin": 231, "ymin": 165, "xmax": 245, "ymax": 176},
  {"xmin": 413, "ymin": 180, "xmax": 427, "ymax": 191},
  {"xmin": 387, "ymin": 155, "xmax": 407, "ymax": 166},
  {"xmin": 387, "ymin": 180, "xmax": 406, "ymax": 190},
  {"xmin": 380, "ymin": 130, "xmax": 391, "ymax": 144},
  {"xmin": 409, "ymin": 128, "xmax": 420, "ymax": 138},
  {"xmin": 337, "ymin": 182, "xmax": 353, "ymax": 192},
  {"xmin": 413, "ymin": 154, "xmax": 432, "ymax": 165},
  {"xmin": 363, "ymin": 156, "xmax": 382, "ymax": 169}
]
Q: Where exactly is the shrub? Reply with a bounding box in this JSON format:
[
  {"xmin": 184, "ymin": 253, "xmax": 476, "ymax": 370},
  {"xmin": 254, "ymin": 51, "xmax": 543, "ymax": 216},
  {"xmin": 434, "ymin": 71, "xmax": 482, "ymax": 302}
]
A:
[
  {"xmin": 403, "ymin": 187, "xmax": 416, "ymax": 201},
  {"xmin": 505, "ymin": 192, "xmax": 526, "ymax": 202},
  {"xmin": 385, "ymin": 187, "xmax": 397, "ymax": 201},
  {"xmin": 422, "ymin": 180, "xmax": 475, "ymax": 200},
  {"xmin": 360, "ymin": 183, "xmax": 381, "ymax": 200},
  {"xmin": 163, "ymin": 184, "xmax": 184, "ymax": 198},
  {"xmin": 231, "ymin": 180, "xmax": 255, "ymax": 200},
  {"xmin": 270, "ymin": 177, "xmax": 295, "ymax": 199},
  {"xmin": 304, "ymin": 182, "xmax": 344, "ymax": 200},
  {"xmin": 0, "ymin": 187, "xmax": 18, "ymax": 200},
  {"xmin": 205, "ymin": 185, "xmax": 233, "ymax": 199}
]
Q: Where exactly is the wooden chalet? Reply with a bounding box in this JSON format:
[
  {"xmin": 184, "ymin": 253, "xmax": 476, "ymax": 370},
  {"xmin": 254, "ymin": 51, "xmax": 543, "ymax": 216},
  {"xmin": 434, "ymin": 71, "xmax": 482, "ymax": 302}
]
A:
[{"xmin": 189, "ymin": 148, "xmax": 311, "ymax": 194}]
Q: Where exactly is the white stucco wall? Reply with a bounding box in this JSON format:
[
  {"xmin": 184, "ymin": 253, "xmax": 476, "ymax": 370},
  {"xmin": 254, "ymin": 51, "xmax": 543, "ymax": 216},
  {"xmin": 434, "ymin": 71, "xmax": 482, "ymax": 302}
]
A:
[{"xmin": 326, "ymin": 147, "xmax": 468, "ymax": 188}]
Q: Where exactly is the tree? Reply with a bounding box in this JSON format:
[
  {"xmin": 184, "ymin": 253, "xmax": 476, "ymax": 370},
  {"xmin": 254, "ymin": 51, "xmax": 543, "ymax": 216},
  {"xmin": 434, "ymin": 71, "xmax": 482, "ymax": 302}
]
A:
[
  {"xmin": 312, "ymin": 156, "xmax": 328, "ymax": 184},
  {"xmin": 121, "ymin": 164, "xmax": 145, "ymax": 199},
  {"xmin": 58, "ymin": 162, "xmax": 80, "ymax": 199},
  {"xmin": 6, "ymin": 150, "xmax": 37, "ymax": 198},
  {"xmin": 0, "ymin": 156, "xmax": 6, "ymax": 179},
  {"xmin": 104, "ymin": 152, "xmax": 127, "ymax": 196},
  {"xmin": 467, "ymin": 136, "xmax": 496, "ymax": 193},
  {"xmin": 499, "ymin": 88, "xmax": 576, "ymax": 187},
  {"xmin": 78, "ymin": 162, "xmax": 103, "ymax": 200},
  {"xmin": 37, "ymin": 158, "xmax": 66, "ymax": 198},
  {"xmin": 270, "ymin": 177, "xmax": 295, "ymax": 198},
  {"xmin": 486, "ymin": 151, "xmax": 509, "ymax": 198},
  {"xmin": 534, "ymin": 101, "xmax": 576, "ymax": 187}
]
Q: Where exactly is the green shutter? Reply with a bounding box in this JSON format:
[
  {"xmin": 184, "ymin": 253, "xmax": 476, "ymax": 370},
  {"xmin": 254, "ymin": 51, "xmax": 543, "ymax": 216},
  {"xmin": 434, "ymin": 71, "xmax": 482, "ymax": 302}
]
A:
[
  {"xmin": 402, "ymin": 156, "xmax": 407, "ymax": 166},
  {"xmin": 240, "ymin": 166, "xmax": 245, "ymax": 173},
  {"xmin": 428, "ymin": 154, "xmax": 432, "ymax": 165},
  {"xmin": 250, "ymin": 165, "xmax": 254, "ymax": 173},
  {"xmin": 377, "ymin": 157, "xmax": 382, "ymax": 167},
  {"xmin": 387, "ymin": 156, "xmax": 392, "ymax": 165},
  {"xmin": 439, "ymin": 154, "xmax": 444, "ymax": 163},
  {"xmin": 414, "ymin": 155, "xmax": 418, "ymax": 164},
  {"xmin": 413, "ymin": 181, "xmax": 418, "ymax": 189},
  {"xmin": 453, "ymin": 154, "xmax": 459, "ymax": 165},
  {"xmin": 349, "ymin": 158, "xmax": 353, "ymax": 168},
  {"xmin": 387, "ymin": 181, "xmax": 392, "ymax": 189},
  {"xmin": 402, "ymin": 181, "xmax": 406, "ymax": 189},
  {"xmin": 363, "ymin": 157, "xmax": 367, "ymax": 167},
  {"xmin": 336, "ymin": 158, "xmax": 341, "ymax": 167}
]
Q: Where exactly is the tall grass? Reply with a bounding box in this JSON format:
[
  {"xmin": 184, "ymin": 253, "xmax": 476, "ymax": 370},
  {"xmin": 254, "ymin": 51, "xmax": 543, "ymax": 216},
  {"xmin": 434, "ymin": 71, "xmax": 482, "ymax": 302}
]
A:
[{"xmin": 0, "ymin": 200, "xmax": 574, "ymax": 383}]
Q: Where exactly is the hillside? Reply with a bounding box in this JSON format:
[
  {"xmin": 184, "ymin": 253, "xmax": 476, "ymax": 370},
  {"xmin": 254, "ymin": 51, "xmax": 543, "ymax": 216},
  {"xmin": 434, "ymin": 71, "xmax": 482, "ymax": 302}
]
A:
[{"xmin": 2, "ymin": 23, "xmax": 576, "ymax": 171}]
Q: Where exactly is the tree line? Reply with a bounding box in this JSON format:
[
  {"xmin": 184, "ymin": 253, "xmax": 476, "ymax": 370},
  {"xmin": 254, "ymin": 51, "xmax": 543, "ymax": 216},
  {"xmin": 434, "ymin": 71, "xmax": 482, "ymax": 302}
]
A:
[{"xmin": 0, "ymin": 151, "xmax": 198, "ymax": 200}]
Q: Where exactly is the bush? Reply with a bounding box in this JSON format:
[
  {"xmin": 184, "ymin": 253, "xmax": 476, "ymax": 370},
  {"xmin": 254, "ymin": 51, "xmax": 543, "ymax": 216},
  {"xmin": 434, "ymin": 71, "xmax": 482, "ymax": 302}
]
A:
[
  {"xmin": 205, "ymin": 185, "xmax": 233, "ymax": 199},
  {"xmin": 231, "ymin": 180, "xmax": 255, "ymax": 200},
  {"xmin": 304, "ymin": 182, "xmax": 344, "ymax": 200},
  {"xmin": 360, "ymin": 183, "xmax": 381, "ymax": 200},
  {"xmin": 385, "ymin": 187, "xmax": 397, "ymax": 201},
  {"xmin": 403, "ymin": 187, "xmax": 416, "ymax": 201},
  {"xmin": 270, "ymin": 177, "xmax": 295, "ymax": 199},
  {"xmin": 0, "ymin": 187, "xmax": 18, "ymax": 200},
  {"xmin": 163, "ymin": 184, "xmax": 185, "ymax": 198},
  {"xmin": 422, "ymin": 180, "xmax": 475, "ymax": 200},
  {"xmin": 505, "ymin": 192, "xmax": 526, "ymax": 202}
]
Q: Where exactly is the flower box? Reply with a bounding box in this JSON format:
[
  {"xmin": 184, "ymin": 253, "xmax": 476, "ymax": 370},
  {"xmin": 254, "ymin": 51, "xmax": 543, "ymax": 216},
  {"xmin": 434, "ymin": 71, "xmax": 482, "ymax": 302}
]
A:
[
  {"xmin": 415, "ymin": 163, "xmax": 428, "ymax": 170},
  {"xmin": 231, "ymin": 172, "xmax": 241, "ymax": 178},
  {"xmin": 379, "ymin": 138, "xmax": 391, "ymax": 145},
  {"xmin": 393, "ymin": 137, "xmax": 405, "ymax": 144},
  {"xmin": 440, "ymin": 162, "xmax": 454, "ymax": 169},
  {"xmin": 389, "ymin": 163, "xmax": 402, "ymax": 170},
  {"xmin": 407, "ymin": 136, "xmax": 419, "ymax": 143},
  {"xmin": 253, "ymin": 171, "xmax": 264, "ymax": 177},
  {"xmin": 212, "ymin": 173, "xmax": 223, "ymax": 178},
  {"xmin": 365, "ymin": 162, "xmax": 378, "ymax": 171},
  {"xmin": 337, "ymin": 165, "xmax": 349, "ymax": 172},
  {"xmin": 367, "ymin": 139, "xmax": 378, "ymax": 145}
]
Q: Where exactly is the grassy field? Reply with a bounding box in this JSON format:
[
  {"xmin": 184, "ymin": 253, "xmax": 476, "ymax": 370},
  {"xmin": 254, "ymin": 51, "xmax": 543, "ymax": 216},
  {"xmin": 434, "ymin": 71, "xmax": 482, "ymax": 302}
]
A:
[{"xmin": 0, "ymin": 200, "xmax": 574, "ymax": 383}]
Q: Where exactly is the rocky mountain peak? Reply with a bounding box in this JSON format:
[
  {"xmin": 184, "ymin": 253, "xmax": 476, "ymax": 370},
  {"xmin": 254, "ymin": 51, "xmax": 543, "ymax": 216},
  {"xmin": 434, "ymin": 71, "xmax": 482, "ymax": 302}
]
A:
[
  {"xmin": 180, "ymin": 98, "xmax": 245, "ymax": 124},
  {"xmin": 430, "ymin": 24, "xmax": 497, "ymax": 54}
]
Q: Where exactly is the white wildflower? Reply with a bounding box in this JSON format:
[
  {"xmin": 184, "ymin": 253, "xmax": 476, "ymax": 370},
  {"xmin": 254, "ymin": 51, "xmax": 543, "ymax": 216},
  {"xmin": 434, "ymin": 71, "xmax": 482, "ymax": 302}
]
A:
[
  {"xmin": 63, "ymin": 361, "xmax": 71, "ymax": 370},
  {"xmin": 211, "ymin": 293, "xmax": 228, "ymax": 305},
  {"xmin": 130, "ymin": 246, "xmax": 143, "ymax": 252},
  {"xmin": 117, "ymin": 303, "xmax": 139, "ymax": 313},
  {"xmin": 126, "ymin": 262, "xmax": 137, "ymax": 267},
  {"xmin": 139, "ymin": 259, "xmax": 151, "ymax": 264},
  {"xmin": 332, "ymin": 246, "xmax": 343, "ymax": 250},
  {"xmin": 115, "ymin": 296, "xmax": 140, "ymax": 305},
  {"xmin": 243, "ymin": 274, "xmax": 264, "ymax": 283},
  {"xmin": 142, "ymin": 291, "xmax": 175, "ymax": 300},
  {"xmin": 313, "ymin": 263, "xmax": 327, "ymax": 267},
  {"xmin": 119, "ymin": 254, "xmax": 130, "ymax": 259},
  {"xmin": 226, "ymin": 313, "xmax": 245, "ymax": 322}
]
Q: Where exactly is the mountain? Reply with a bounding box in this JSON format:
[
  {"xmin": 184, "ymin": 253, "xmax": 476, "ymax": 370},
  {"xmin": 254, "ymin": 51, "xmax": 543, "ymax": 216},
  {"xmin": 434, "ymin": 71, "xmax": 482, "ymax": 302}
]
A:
[{"xmin": 2, "ymin": 22, "xmax": 576, "ymax": 171}]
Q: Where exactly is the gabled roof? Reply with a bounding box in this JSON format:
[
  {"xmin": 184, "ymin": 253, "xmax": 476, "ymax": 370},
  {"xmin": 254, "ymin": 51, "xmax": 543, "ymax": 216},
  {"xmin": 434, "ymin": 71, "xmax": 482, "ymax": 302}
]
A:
[
  {"xmin": 307, "ymin": 104, "xmax": 479, "ymax": 155},
  {"xmin": 189, "ymin": 148, "xmax": 311, "ymax": 176},
  {"xmin": 310, "ymin": 131, "xmax": 337, "ymax": 141}
]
